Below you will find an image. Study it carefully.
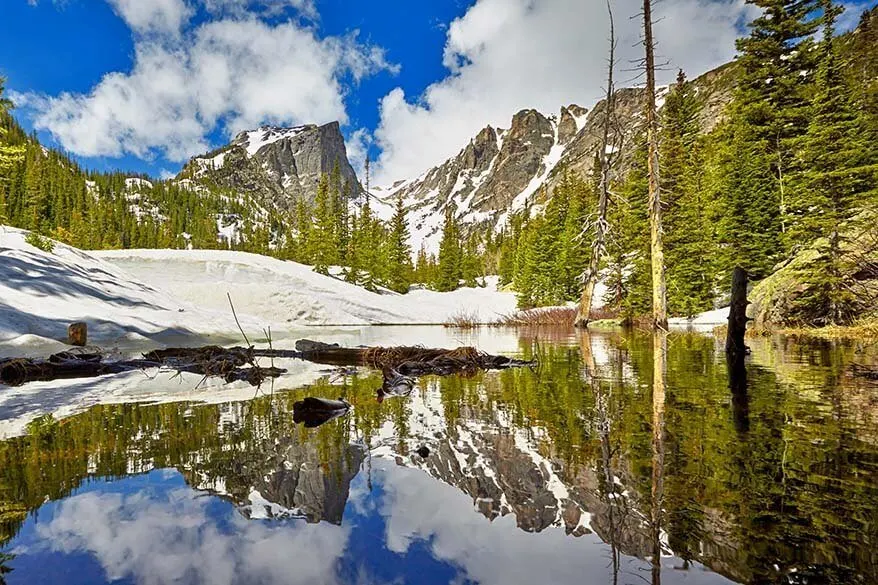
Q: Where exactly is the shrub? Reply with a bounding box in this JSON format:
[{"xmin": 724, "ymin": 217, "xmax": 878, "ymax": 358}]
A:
[{"xmin": 25, "ymin": 231, "xmax": 55, "ymax": 253}]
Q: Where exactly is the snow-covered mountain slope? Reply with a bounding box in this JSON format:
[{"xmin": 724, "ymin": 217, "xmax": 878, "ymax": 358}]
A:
[{"xmin": 373, "ymin": 63, "xmax": 735, "ymax": 253}]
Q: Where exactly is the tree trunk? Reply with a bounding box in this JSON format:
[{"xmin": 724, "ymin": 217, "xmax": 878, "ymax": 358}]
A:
[
  {"xmin": 575, "ymin": 0, "xmax": 616, "ymax": 329},
  {"xmin": 644, "ymin": 0, "xmax": 668, "ymax": 330},
  {"xmin": 725, "ymin": 266, "xmax": 749, "ymax": 355},
  {"xmin": 67, "ymin": 322, "xmax": 87, "ymax": 347}
]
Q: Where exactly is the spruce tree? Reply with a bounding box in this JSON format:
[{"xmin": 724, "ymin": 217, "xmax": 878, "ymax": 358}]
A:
[
  {"xmin": 786, "ymin": 0, "xmax": 878, "ymax": 324},
  {"xmin": 386, "ymin": 195, "xmax": 413, "ymax": 293},
  {"xmin": 662, "ymin": 71, "xmax": 716, "ymax": 317},
  {"xmin": 436, "ymin": 204, "xmax": 462, "ymax": 292}
]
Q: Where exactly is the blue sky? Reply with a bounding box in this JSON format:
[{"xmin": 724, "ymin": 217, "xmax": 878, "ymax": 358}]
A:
[{"xmin": 2, "ymin": 0, "xmax": 872, "ymax": 183}]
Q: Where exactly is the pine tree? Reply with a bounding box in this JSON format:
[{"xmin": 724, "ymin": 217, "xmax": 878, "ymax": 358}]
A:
[
  {"xmin": 662, "ymin": 71, "xmax": 717, "ymax": 317},
  {"xmin": 311, "ymin": 174, "xmax": 337, "ymax": 274},
  {"xmin": 786, "ymin": 0, "xmax": 878, "ymax": 324},
  {"xmin": 716, "ymin": 0, "xmax": 822, "ymax": 279},
  {"xmin": 386, "ymin": 195, "xmax": 413, "ymax": 293},
  {"xmin": 436, "ymin": 204, "xmax": 462, "ymax": 292}
]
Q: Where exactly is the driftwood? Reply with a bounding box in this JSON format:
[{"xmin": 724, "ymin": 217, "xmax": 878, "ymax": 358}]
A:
[
  {"xmin": 1, "ymin": 340, "xmax": 532, "ymax": 388},
  {"xmin": 67, "ymin": 322, "xmax": 88, "ymax": 347},
  {"xmin": 0, "ymin": 350, "xmax": 285, "ymax": 388}
]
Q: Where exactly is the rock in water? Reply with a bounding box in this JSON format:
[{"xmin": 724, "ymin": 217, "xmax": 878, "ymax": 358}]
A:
[{"xmin": 293, "ymin": 397, "xmax": 351, "ymax": 428}]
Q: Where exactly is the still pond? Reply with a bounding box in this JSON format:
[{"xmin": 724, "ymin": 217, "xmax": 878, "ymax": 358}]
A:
[{"xmin": 0, "ymin": 327, "xmax": 876, "ymax": 584}]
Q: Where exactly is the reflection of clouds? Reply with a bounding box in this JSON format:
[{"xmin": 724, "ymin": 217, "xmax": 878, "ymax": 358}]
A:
[
  {"xmin": 378, "ymin": 464, "xmax": 611, "ymax": 585},
  {"xmin": 377, "ymin": 464, "xmax": 736, "ymax": 585},
  {"xmin": 36, "ymin": 486, "xmax": 348, "ymax": 585}
]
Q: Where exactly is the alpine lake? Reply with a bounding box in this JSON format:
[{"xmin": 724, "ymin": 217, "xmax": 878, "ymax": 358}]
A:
[{"xmin": 0, "ymin": 326, "xmax": 876, "ymax": 585}]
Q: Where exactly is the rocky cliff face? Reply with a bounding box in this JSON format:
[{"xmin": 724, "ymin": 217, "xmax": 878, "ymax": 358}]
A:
[
  {"xmin": 179, "ymin": 122, "xmax": 361, "ymax": 211},
  {"xmin": 373, "ymin": 63, "xmax": 736, "ymax": 253}
]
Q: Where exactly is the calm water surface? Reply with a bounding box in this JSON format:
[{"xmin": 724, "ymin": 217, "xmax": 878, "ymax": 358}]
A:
[{"xmin": 0, "ymin": 328, "xmax": 876, "ymax": 585}]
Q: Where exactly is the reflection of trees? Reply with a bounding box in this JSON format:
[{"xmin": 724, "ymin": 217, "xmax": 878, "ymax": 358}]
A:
[
  {"xmin": 651, "ymin": 331, "xmax": 667, "ymax": 585},
  {"xmin": 0, "ymin": 332, "xmax": 876, "ymax": 584}
]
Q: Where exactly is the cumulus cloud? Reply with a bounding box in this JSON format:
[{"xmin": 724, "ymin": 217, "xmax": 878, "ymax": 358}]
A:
[
  {"xmin": 203, "ymin": 0, "xmax": 319, "ymax": 20},
  {"xmin": 372, "ymin": 0, "xmax": 759, "ymax": 184},
  {"xmin": 37, "ymin": 487, "xmax": 348, "ymax": 585},
  {"xmin": 17, "ymin": 1, "xmax": 395, "ymax": 162},
  {"xmin": 107, "ymin": 0, "xmax": 192, "ymax": 35}
]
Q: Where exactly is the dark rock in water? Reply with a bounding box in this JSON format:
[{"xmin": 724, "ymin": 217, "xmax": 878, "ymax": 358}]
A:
[
  {"xmin": 296, "ymin": 339, "xmax": 341, "ymax": 352},
  {"xmin": 293, "ymin": 397, "xmax": 351, "ymax": 428},
  {"xmin": 416, "ymin": 446, "xmax": 430, "ymax": 458}
]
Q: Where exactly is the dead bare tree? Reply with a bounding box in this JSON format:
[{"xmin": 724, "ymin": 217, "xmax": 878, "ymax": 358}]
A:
[
  {"xmin": 643, "ymin": 0, "xmax": 668, "ymax": 330},
  {"xmin": 574, "ymin": 0, "xmax": 619, "ymax": 328}
]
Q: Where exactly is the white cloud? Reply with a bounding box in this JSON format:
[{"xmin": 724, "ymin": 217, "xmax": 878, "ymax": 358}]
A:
[
  {"xmin": 37, "ymin": 486, "xmax": 348, "ymax": 585},
  {"xmin": 203, "ymin": 0, "xmax": 319, "ymax": 20},
  {"xmin": 107, "ymin": 0, "xmax": 192, "ymax": 35},
  {"xmin": 18, "ymin": 4, "xmax": 395, "ymax": 162},
  {"xmin": 373, "ymin": 0, "xmax": 759, "ymax": 184}
]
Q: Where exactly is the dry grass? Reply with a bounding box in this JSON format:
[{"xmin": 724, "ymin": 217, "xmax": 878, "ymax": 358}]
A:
[
  {"xmin": 444, "ymin": 310, "xmax": 482, "ymax": 329},
  {"xmin": 494, "ymin": 306, "xmax": 577, "ymax": 327},
  {"xmin": 493, "ymin": 306, "xmax": 620, "ymax": 327}
]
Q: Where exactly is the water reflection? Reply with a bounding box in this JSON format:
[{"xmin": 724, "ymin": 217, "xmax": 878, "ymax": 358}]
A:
[{"xmin": 0, "ymin": 328, "xmax": 876, "ymax": 584}]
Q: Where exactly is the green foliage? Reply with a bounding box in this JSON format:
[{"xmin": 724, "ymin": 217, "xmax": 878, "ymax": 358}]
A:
[
  {"xmin": 386, "ymin": 195, "xmax": 413, "ymax": 293},
  {"xmin": 501, "ymin": 174, "xmax": 593, "ymax": 308},
  {"xmin": 436, "ymin": 205, "xmax": 463, "ymax": 292},
  {"xmin": 23, "ymin": 231, "xmax": 54, "ymax": 253}
]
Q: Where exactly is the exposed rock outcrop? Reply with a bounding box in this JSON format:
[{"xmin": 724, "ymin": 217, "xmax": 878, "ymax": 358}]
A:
[{"xmin": 179, "ymin": 122, "xmax": 361, "ymax": 211}]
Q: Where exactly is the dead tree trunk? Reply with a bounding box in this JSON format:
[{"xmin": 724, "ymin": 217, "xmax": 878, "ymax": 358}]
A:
[
  {"xmin": 643, "ymin": 0, "xmax": 668, "ymax": 330},
  {"xmin": 726, "ymin": 266, "xmax": 749, "ymax": 427},
  {"xmin": 575, "ymin": 0, "xmax": 617, "ymax": 329},
  {"xmin": 725, "ymin": 267, "xmax": 749, "ymax": 356}
]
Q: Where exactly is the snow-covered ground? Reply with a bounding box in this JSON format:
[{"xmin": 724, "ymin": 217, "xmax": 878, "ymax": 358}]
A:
[
  {"xmin": 0, "ymin": 227, "xmax": 265, "ymax": 351},
  {"xmin": 93, "ymin": 249, "xmax": 517, "ymax": 329},
  {"xmin": 0, "ymin": 226, "xmax": 517, "ymax": 350},
  {"xmin": 668, "ymin": 307, "xmax": 729, "ymax": 328}
]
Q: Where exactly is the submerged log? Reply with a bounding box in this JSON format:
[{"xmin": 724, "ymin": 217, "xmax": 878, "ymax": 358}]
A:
[
  {"xmin": 2, "ymin": 340, "xmax": 530, "ymax": 388},
  {"xmin": 0, "ymin": 351, "xmax": 286, "ymax": 388}
]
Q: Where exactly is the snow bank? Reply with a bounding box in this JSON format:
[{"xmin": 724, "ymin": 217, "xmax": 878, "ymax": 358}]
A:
[
  {"xmin": 93, "ymin": 249, "xmax": 517, "ymax": 327},
  {"xmin": 0, "ymin": 227, "xmax": 517, "ymax": 350},
  {"xmin": 668, "ymin": 307, "xmax": 729, "ymax": 327},
  {"xmin": 0, "ymin": 227, "xmax": 263, "ymax": 349}
]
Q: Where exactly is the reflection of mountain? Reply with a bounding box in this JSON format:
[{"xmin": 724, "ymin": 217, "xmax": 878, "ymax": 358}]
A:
[
  {"xmin": 241, "ymin": 441, "xmax": 365, "ymax": 524},
  {"xmin": 370, "ymin": 382, "xmax": 658, "ymax": 559}
]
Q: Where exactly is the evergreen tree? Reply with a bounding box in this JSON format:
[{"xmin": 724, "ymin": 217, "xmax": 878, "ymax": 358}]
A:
[
  {"xmin": 311, "ymin": 174, "xmax": 337, "ymax": 274},
  {"xmin": 785, "ymin": 0, "xmax": 878, "ymax": 324},
  {"xmin": 386, "ymin": 195, "xmax": 413, "ymax": 293},
  {"xmin": 436, "ymin": 205, "xmax": 462, "ymax": 292},
  {"xmin": 662, "ymin": 71, "xmax": 717, "ymax": 317},
  {"xmin": 716, "ymin": 0, "xmax": 822, "ymax": 278}
]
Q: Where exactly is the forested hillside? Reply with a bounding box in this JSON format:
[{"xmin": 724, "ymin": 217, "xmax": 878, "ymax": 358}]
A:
[{"xmin": 497, "ymin": 5, "xmax": 878, "ymax": 324}]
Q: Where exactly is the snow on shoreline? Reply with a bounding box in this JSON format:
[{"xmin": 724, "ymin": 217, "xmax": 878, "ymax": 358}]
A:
[
  {"xmin": 0, "ymin": 227, "xmax": 262, "ymax": 350},
  {"xmin": 0, "ymin": 227, "xmax": 517, "ymax": 349},
  {"xmin": 92, "ymin": 249, "xmax": 517, "ymax": 329}
]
